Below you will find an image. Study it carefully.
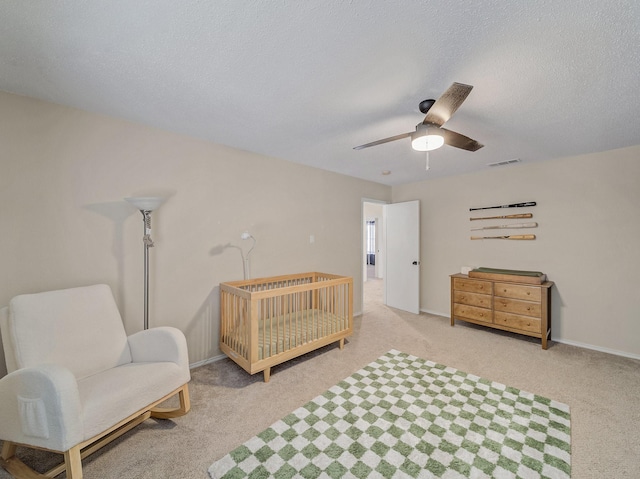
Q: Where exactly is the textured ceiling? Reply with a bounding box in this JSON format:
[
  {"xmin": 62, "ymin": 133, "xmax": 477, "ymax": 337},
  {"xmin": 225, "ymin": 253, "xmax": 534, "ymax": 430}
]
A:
[{"xmin": 1, "ymin": 1, "xmax": 639, "ymax": 185}]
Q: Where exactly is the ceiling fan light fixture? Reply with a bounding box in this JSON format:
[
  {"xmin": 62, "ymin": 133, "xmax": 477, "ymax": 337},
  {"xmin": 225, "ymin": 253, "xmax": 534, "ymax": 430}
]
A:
[
  {"xmin": 353, "ymin": 84, "xmax": 481, "ymax": 154},
  {"xmin": 411, "ymin": 126, "xmax": 444, "ymax": 151}
]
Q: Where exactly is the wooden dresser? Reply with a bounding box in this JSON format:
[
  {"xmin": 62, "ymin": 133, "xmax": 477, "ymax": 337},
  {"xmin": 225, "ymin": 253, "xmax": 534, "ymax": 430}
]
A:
[{"xmin": 450, "ymin": 273, "xmax": 553, "ymax": 349}]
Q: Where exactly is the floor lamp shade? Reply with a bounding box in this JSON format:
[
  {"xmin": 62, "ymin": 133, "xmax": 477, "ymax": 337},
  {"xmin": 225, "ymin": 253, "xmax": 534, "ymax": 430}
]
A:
[{"xmin": 124, "ymin": 196, "xmax": 165, "ymax": 211}]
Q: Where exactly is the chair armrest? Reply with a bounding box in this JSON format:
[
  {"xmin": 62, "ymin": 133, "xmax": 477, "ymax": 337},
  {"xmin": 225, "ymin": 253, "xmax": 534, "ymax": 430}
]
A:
[
  {"xmin": 0, "ymin": 364, "xmax": 83, "ymax": 452},
  {"xmin": 127, "ymin": 327, "xmax": 190, "ymax": 373}
]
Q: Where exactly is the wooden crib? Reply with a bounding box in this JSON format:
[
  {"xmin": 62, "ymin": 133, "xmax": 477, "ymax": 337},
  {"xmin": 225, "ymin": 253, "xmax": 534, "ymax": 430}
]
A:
[{"xmin": 220, "ymin": 272, "xmax": 353, "ymax": 382}]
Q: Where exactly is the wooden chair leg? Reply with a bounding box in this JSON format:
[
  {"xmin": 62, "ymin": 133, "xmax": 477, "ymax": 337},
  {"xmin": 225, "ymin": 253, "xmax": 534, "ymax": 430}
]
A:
[
  {"xmin": 2, "ymin": 441, "xmax": 50, "ymax": 479},
  {"xmin": 179, "ymin": 385, "xmax": 190, "ymax": 412},
  {"xmin": 150, "ymin": 384, "xmax": 191, "ymax": 419},
  {"xmin": 64, "ymin": 446, "xmax": 83, "ymax": 479},
  {"xmin": 1, "ymin": 441, "xmax": 17, "ymax": 461}
]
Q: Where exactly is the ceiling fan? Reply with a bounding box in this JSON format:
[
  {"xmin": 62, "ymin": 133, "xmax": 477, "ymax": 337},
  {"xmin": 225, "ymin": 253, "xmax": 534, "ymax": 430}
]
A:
[{"xmin": 353, "ymin": 82, "xmax": 483, "ymax": 152}]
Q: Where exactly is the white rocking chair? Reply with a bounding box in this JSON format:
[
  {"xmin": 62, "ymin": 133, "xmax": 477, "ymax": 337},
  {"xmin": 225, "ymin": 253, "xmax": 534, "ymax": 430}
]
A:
[{"xmin": 0, "ymin": 284, "xmax": 191, "ymax": 479}]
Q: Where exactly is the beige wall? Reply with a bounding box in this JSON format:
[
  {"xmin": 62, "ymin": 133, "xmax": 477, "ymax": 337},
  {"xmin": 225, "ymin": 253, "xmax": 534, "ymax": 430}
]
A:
[
  {"xmin": 392, "ymin": 145, "xmax": 640, "ymax": 358},
  {"xmin": 1, "ymin": 89, "xmax": 638, "ymax": 377},
  {"xmin": 0, "ymin": 92, "xmax": 390, "ymax": 376}
]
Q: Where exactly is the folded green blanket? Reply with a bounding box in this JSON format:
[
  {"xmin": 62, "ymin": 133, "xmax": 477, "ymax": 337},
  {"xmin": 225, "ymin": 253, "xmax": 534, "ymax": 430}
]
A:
[{"xmin": 473, "ymin": 267, "xmax": 544, "ymax": 277}]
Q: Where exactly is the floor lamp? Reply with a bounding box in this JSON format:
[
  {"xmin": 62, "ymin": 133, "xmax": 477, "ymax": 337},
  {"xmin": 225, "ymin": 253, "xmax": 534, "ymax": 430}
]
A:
[
  {"xmin": 125, "ymin": 196, "xmax": 165, "ymax": 330},
  {"xmin": 241, "ymin": 231, "xmax": 256, "ymax": 280}
]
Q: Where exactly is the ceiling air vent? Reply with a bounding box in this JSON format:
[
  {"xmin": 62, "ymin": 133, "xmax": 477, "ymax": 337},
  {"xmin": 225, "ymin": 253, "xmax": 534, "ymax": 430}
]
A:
[{"xmin": 487, "ymin": 158, "xmax": 521, "ymax": 167}]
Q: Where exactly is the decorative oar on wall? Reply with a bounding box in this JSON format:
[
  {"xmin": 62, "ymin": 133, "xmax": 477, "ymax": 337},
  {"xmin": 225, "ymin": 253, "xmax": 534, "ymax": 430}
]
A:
[
  {"xmin": 471, "ymin": 234, "xmax": 536, "ymax": 240},
  {"xmin": 469, "ymin": 201, "xmax": 536, "ymax": 211},
  {"xmin": 470, "ymin": 213, "xmax": 532, "ymax": 221},
  {"xmin": 471, "ymin": 222, "xmax": 537, "ymax": 231}
]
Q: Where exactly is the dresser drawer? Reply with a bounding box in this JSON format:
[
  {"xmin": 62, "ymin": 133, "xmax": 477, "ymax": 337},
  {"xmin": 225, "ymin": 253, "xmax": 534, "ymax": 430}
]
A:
[
  {"xmin": 494, "ymin": 282, "xmax": 541, "ymax": 301},
  {"xmin": 453, "ymin": 303, "xmax": 492, "ymax": 323},
  {"xmin": 453, "ymin": 290, "xmax": 492, "ymax": 308},
  {"xmin": 494, "ymin": 311, "xmax": 541, "ymax": 333},
  {"xmin": 494, "ymin": 297, "xmax": 541, "ymax": 318},
  {"xmin": 453, "ymin": 278, "xmax": 492, "ymax": 295}
]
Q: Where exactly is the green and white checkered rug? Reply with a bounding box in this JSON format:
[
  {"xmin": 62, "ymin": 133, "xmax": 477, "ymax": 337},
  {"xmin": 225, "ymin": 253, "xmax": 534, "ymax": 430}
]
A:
[{"xmin": 208, "ymin": 350, "xmax": 571, "ymax": 479}]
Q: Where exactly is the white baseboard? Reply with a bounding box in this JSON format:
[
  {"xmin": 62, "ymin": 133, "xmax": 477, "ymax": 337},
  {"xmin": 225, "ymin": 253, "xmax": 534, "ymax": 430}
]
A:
[
  {"xmin": 189, "ymin": 353, "xmax": 226, "ymax": 370},
  {"xmin": 420, "ymin": 308, "xmax": 448, "ymax": 318},
  {"xmin": 420, "ymin": 308, "xmax": 640, "ymax": 360},
  {"xmin": 552, "ymin": 338, "xmax": 640, "ymax": 361}
]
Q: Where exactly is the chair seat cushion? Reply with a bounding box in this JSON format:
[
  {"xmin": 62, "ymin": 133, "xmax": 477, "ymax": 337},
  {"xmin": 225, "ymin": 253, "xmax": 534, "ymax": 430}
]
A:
[{"xmin": 78, "ymin": 361, "xmax": 189, "ymax": 440}]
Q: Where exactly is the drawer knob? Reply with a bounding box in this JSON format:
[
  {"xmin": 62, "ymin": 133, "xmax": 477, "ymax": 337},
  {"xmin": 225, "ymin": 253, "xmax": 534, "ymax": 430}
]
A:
[
  {"xmin": 503, "ymin": 289, "xmax": 507, "ymax": 293},
  {"xmin": 527, "ymin": 307, "xmax": 531, "ymax": 311},
  {"xmin": 527, "ymin": 292, "xmax": 531, "ymax": 296}
]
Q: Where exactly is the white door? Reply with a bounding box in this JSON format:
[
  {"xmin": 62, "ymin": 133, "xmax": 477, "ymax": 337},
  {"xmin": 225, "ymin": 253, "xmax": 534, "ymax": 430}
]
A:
[{"xmin": 384, "ymin": 200, "xmax": 420, "ymax": 314}]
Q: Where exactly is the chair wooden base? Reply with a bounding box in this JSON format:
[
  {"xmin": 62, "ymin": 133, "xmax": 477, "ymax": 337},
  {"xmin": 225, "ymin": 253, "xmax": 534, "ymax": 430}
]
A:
[{"xmin": 1, "ymin": 383, "xmax": 190, "ymax": 479}]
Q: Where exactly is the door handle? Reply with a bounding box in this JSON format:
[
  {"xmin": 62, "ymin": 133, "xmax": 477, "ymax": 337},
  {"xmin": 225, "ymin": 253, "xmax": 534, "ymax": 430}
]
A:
[{"xmin": 412, "ymin": 261, "xmax": 420, "ymax": 265}]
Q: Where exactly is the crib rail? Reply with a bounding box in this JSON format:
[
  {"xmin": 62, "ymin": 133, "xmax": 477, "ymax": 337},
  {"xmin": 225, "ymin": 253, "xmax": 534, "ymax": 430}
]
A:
[
  {"xmin": 220, "ymin": 272, "xmax": 353, "ymax": 378},
  {"xmin": 221, "ymin": 272, "xmax": 343, "ymax": 293}
]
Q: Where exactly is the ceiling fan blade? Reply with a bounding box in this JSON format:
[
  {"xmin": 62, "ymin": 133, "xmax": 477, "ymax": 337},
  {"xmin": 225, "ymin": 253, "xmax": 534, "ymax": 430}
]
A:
[
  {"xmin": 423, "ymin": 82, "xmax": 473, "ymax": 127},
  {"xmin": 353, "ymin": 132, "xmax": 412, "ymax": 150},
  {"xmin": 440, "ymin": 128, "xmax": 484, "ymax": 152}
]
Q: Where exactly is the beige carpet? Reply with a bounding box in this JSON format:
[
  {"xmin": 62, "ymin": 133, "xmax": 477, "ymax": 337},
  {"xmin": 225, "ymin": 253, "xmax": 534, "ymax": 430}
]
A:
[{"xmin": 2, "ymin": 278, "xmax": 639, "ymax": 478}]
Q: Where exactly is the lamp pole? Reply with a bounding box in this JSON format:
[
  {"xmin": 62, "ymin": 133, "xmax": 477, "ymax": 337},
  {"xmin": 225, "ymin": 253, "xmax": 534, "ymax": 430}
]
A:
[
  {"xmin": 140, "ymin": 209, "xmax": 154, "ymax": 330},
  {"xmin": 125, "ymin": 197, "xmax": 165, "ymax": 330}
]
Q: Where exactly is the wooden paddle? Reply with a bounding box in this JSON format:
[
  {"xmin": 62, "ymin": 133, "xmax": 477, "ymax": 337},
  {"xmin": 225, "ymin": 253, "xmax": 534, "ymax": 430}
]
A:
[{"xmin": 471, "ymin": 234, "xmax": 536, "ymax": 240}]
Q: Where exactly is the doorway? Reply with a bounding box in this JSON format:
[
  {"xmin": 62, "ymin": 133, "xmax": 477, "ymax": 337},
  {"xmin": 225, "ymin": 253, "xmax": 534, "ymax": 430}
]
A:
[
  {"xmin": 361, "ymin": 198, "xmax": 421, "ymax": 314},
  {"xmin": 366, "ymin": 220, "xmax": 376, "ymax": 279},
  {"xmin": 362, "ymin": 199, "xmax": 386, "ymax": 307}
]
